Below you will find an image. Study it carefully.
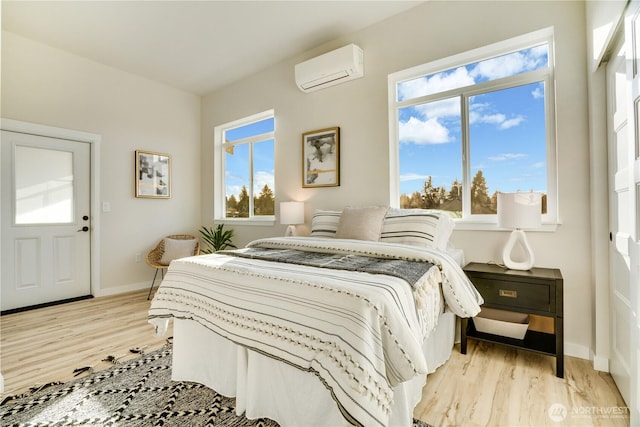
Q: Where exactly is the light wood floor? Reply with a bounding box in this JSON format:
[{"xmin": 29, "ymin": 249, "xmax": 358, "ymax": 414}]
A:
[
  {"xmin": 1, "ymin": 290, "xmax": 172, "ymax": 397},
  {"xmin": 416, "ymin": 340, "xmax": 629, "ymax": 426},
  {"xmin": 1, "ymin": 291, "xmax": 629, "ymax": 426}
]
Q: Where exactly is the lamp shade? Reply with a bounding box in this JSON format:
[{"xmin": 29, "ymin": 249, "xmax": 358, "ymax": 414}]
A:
[
  {"xmin": 280, "ymin": 201, "xmax": 304, "ymax": 225},
  {"xmin": 497, "ymin": 192, "xmax": 542, "ymax": 230}
]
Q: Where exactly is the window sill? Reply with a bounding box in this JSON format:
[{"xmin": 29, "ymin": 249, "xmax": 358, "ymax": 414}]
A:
[
  {"xmin": 453, "ymin": 221, "xmax": 559, "ymax": 232},
  {"xmin": 214, "ymin": 217, "xmax": 276, "ymax": 227}
]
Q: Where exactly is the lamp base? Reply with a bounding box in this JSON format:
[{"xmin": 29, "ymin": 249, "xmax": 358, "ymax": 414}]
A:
[
  {"xmin": 502, "ymin": 229, "xmax": 535, "ymax": 270},
  {"xmin": 285, "ymin": 225, "xmax": 298, "ymax": 237}
]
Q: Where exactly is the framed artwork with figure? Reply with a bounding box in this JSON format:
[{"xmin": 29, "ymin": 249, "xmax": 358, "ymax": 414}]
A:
[
  {"xmin": 135, "ymin": 150, "xmax": 171, "ymax": 198},
  {"xmin": 302, "ymin": 127, "xmax": 340, "ymax": 188}
]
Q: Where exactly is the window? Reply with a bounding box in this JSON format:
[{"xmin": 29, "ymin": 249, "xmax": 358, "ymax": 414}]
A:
[
  {"xmin": 388, "ymin": 28, "xmax": 557, "ymax": 227},
  {"xmin": 214, "ymin": 110, "xmax": 275, "ymax": 222}
]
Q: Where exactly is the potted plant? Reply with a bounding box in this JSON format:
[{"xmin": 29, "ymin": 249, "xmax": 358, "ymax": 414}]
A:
[{"xmin": 199, "ymin": 224, "xmax": 237, "ymax": 253}]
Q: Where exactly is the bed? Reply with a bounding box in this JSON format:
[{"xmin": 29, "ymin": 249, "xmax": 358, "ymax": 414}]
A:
[{"xmin": 148, "ymin": 207, "xmax": 483, "ymax": 427}]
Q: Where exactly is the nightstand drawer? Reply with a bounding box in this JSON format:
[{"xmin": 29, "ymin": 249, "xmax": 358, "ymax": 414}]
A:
[{"xmin": 473, "ymin": 278, "xmax": 551, "ymax": 312}]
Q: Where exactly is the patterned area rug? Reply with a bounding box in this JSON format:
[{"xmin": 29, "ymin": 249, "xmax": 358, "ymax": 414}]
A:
[{"xmin": 0, "ymin": 344, "xmax": 434, "ymax": 427}]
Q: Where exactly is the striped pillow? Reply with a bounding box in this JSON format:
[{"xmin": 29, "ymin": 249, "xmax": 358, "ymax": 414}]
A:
[
  {"xmin": 380, "ymin": 208, "xmax": 454, "ymax": 250},
  {"xmin": 310, "ymin": 210, "xmax": 342, "ymax": 238}
]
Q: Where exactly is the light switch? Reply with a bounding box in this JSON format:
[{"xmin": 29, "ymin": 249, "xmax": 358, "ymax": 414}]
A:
[{"xmin": 102, "ymin": 202, "xmax": 111, "ymax": 212}]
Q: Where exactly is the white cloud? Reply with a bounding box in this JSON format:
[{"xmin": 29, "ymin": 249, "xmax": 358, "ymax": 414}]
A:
[
  {"xmin": 529, "ymin": 44, "xmax": 549, "ymax": 60},
  {"xmin": 253, "ymin": 170, "xmax": 275, "ymax": 193},
  {"xmin": 499, "ymin": 116, "xmax": 525, "ymax": 129},
  {"xmin": 225, "ymin": 170, "xmax": 245, "ymax": 197},
  {"xmin": 471, "ymin": 112, "xmax": 506, "ymax": 125},
  {"xmin": 226, "ymin": 184, "xmax": 242, "ymax": 198},
  {"xmin": 415, "ymin": 97, "xmax": 460, "ymax": 120},
  {"xmin": 470, "ymin": 46, "xmax": 547, "ymax": 81},
  {"xmin": 398, "ymin": 66, "xmax": 474, "ymax": 101},
  {"xmin": 469, "ymin": 103, "xmax": 524, "ymax": 130},
  {"xmin": 399, "ymin": 116, "xmax": 451, "ymax": 144},
  {"xmin": 532, "ymin": 86, "xmax": 544, "ymax": 99},
  {"xmin": 488, "ymin": 153, "xmax": 527, "ymax": 161},
  {"xmin": 400, "ymin": 172, "xmax": 432, "ymax": 182},
  {"xmin": 471, "ymin": 54, "xmax": 524, "ymax": 80},
  {"xmin": 399, "ymin": 46, "xmax": 547, "ymax": 102}
]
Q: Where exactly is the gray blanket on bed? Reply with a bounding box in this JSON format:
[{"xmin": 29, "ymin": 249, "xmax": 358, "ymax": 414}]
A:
[{"xmin": 221, "ymin": 247, "xmax": 435, "ymax": 289}]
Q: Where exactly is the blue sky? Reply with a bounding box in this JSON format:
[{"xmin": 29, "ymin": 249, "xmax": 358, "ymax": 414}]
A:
[
  {"xmin": 397, "ymin": 44, "xmax": 549, "ymax": 198},
  {"xmin": 224, "ymin": 118, "xmax": 275, "ymax": 199}
]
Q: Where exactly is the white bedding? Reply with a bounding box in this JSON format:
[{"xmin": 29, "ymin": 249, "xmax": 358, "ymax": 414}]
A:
[
  {"xmin": 149, "ymin": 237, "xmax": 482, "ymax": 427},
  {"xmin": 171, "ymin": 311, "xmax": 457, "ymax": 427}
]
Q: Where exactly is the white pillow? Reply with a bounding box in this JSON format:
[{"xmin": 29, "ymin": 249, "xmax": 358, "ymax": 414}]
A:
[
  {"xmin": 160, "ymin": 238, "xmax": 198, "ymax": 265},
  {"xmin": 310, "ymin": 210, "xmax": 342, "ymax": 238},
  {"xmin": 335, "ymin": 206, "xmax": 389, "ymax": 242},
  {"xmin": 380, "ymin": 208, "xmax": 453, "ymax": 250}
]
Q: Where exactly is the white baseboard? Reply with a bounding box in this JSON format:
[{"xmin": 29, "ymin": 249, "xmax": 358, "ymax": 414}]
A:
[
  {"xmin": 94, "ymin": 281, "xmax": 151, "ymax": 298},
  {"xmin": 564, "ymin": 342, "xmax": 591, "ymax": 361}
]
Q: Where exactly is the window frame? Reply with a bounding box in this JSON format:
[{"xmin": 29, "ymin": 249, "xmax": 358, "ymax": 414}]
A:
[
  {"xmin": 388, "ymin": 27, "xmax": 558, "ymax": 231},
  {"xmin": 213, "ymin": 109, "xmax": 276, "ymax": 225}
]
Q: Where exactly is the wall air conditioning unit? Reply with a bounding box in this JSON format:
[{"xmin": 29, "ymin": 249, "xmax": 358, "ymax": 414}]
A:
[{"xmin": 295, "ymin": 44, "xmax": 364, "ymax": 93}]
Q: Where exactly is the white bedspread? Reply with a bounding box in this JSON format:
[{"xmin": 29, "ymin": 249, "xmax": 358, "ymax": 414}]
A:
[{"xmin": 148, "ymin": 237, "xmax": 482, "ymax": 427}]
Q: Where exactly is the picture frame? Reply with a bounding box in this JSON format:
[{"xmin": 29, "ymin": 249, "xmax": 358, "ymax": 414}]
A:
[
  {"xmin": 135, "ymin": 150, "xmax": 171, "ymax": 198},
  {"xmin": 302, "ymin": 127, "xmax": 340, "ymax": 188}
]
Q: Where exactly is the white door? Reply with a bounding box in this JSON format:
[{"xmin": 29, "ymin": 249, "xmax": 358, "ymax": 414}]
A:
[
  {"xmin": 606, "ymin": 2, "xmax": 640, "ymax": 418},
  {"xmin": 625, "ymin": 1, "xmax": 640, "ymax": 424},
  {"xmin": 607, "ymin": 32, "xmax": 632, "ymax": 407},
  {"xmin": 1, "ymin": 130, "xmax": 92, "ymax": 312}
]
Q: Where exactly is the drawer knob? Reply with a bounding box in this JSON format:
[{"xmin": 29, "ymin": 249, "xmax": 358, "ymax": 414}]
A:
[{"xmin": 499, "ymin": 289, "xmax": 518, "ymax": 298}]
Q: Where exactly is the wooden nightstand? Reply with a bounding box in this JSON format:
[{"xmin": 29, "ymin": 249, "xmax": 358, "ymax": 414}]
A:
[{"xmin": 461, "ymin": 262, "xmax": 564, "ymax": 378}]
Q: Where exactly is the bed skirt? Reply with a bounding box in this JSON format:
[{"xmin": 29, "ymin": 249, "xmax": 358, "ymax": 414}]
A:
[{"xmin": 171, "ymin": 311, "xmax": 455, "ymax": 427}]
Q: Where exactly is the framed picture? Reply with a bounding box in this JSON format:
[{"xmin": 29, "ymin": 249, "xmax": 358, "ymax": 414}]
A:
[
  {"xmin": 302, "ymin": 127, "xmax": 340, "ymax": 188},
  {"xmin": 135, "ymin": 150, "xmax": 171, "ymax": 198}
]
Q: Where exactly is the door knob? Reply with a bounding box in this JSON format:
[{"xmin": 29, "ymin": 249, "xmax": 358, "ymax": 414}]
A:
[
  {"xmin": 77, "ymin": 226, "xmax": 89, "ymax": 232},
  {"xmin": 83, "ymin": 215, "xmax": 89, "ymax": 221}
]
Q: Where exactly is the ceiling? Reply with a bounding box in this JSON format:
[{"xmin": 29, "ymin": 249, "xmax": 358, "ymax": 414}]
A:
[{"xmin": 2, "ymin": 1, "xmax": 423, "ymax": 95}]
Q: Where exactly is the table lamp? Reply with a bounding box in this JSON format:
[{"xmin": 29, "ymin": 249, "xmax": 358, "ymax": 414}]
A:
[
  {"xmin": 280, "ymin": 201, "xmax": 304, "ymax": 236},
  {"xmin": 497, "ymin": 192, "xmax": 542, "ymax": 270}
]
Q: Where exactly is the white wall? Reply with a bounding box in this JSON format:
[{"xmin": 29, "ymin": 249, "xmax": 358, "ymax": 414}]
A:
[
  {"xmin": 201, "ymin": 1, "xmax": 593, "ymax": 357},
  {"xmin": 1, "ymin": 31, "xmax": 201, "ymax": 294}
]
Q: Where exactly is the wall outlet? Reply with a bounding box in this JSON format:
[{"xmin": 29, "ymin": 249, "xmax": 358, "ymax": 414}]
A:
[{"xmin": 135, "ymin": 253, "xmax": 142, "ymax": 263}]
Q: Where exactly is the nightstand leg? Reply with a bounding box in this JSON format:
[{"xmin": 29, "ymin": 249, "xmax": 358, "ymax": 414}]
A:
[
  {"xmin": 556, "ymin": 316, "xmax": 564, "ymax": 378},
  {"xmin": 461, "ymin": 317, "xmax": 468, "ymax": 354}
]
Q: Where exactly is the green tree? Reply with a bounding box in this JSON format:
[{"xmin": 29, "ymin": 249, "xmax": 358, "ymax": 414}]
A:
[
  {"xmin": 254, "ymin": 184, "xmax": 275, "ymax": 215},
  {"xmin": 226, "ymin": 194, "xmax": 238, "ymax": 217},
  {"xmin": 400, "ymin": 193, "xmax": 411, "ymax": 208},
  {"xmin": 471, "ymin": 170, "xmax": 492, "ymax": 214},
  {"xmin": 237, "ymin": 186, "xmax": 250, "ymax": 218},
  {"xmin": 410, "ymin": 191, "xmax": 423, "ymax": 208},
  {"xmin": 448, "ymin": 179, "xmax": 462, "ymax": 200},
  {"xmin": 438, "ymin": 186, "xmax": 446, "ymax": 203},
  {"xmin": 421, "ymin": 176, "xmax": 440, "ymax": 208}
]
